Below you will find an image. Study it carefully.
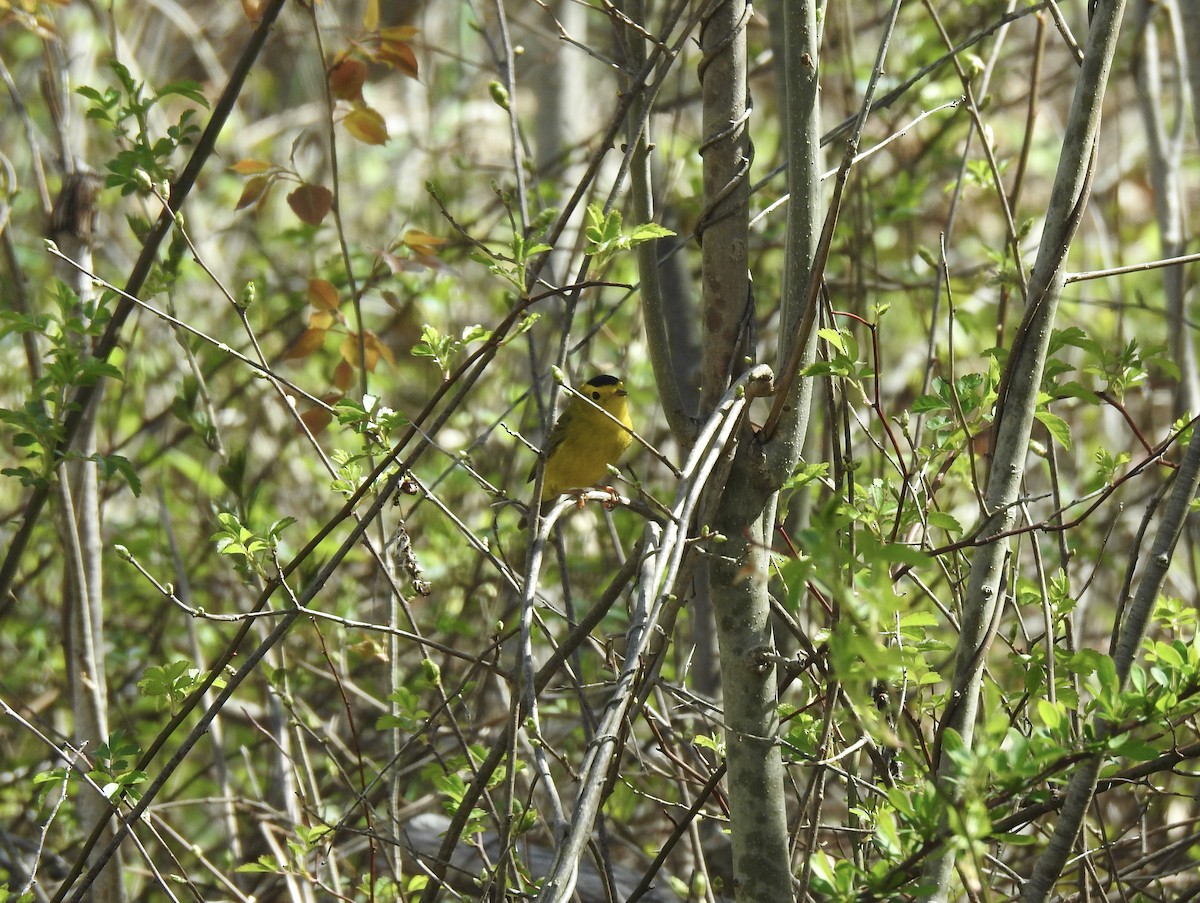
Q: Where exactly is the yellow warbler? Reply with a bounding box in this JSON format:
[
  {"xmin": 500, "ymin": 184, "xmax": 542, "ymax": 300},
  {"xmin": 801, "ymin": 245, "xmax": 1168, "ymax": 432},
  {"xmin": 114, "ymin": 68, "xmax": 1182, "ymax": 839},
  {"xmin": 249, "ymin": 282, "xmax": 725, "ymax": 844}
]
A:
[{"xmin": 526, "ymin": 374, "xmax": 633, "ymax": 520}]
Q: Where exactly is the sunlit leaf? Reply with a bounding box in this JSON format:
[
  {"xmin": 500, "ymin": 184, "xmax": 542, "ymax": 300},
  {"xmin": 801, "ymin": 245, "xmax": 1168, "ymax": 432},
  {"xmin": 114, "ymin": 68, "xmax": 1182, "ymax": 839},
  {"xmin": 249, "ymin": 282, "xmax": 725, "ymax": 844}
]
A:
[
  {"xmin": 926, "ymin": 512, "xmax": 963, "ymax": 535},
  {"xmin": 230, "ymin": 159, "xmax": 273, "ymax": 175},
  {"xmin": 339, "ymin": 333, "xmax": 361, "ymax": 368},
  {"xmin": 307, "ymin": 278, "xmax": 340, "ymax": 311},
  {"xmin": 818, "ymin": 328, "xmax": 845, "ymax": 354},
  {"xmin": 338, "ymin": 332, "xmax": 390, "ymax": 373},
  {"xmin": 309, "ymin": 310, "xmax": 335, "ymax": 330},
  {"xmin": 343, "ymin": 106, "xmax": 389, "ymax": 145},
  {"xmin": 1034, "ymin": 409, "xmax": 1071, "ymax": 449},
  {"xmin": 403, "ymin": 229, "xmax": 446, "ymax": 258}
]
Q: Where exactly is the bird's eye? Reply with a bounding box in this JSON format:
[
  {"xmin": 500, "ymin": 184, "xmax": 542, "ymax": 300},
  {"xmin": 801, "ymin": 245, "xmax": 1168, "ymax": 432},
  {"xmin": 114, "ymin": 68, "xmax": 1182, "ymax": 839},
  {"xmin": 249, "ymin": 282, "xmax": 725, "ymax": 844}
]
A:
[{"xmin": 591, "ymin": 391, "xmax": 601, "ymax": 400}]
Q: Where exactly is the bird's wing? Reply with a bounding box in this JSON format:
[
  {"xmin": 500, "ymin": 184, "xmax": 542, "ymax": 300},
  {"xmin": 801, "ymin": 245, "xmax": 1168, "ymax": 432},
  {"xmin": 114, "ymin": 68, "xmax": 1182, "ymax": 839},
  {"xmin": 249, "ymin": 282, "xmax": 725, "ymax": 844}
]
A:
[{"xmin": 527, "ymin": 408, "xmax": 572, "ymax": 483}]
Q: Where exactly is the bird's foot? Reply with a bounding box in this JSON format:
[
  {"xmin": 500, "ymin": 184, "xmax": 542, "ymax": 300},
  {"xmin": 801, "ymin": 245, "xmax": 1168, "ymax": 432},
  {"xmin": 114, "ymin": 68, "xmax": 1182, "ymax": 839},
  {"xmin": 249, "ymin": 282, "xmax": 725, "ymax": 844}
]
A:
[{"xmin": 599, "ymin": 485, "xmax": 622, "ymax": 511}]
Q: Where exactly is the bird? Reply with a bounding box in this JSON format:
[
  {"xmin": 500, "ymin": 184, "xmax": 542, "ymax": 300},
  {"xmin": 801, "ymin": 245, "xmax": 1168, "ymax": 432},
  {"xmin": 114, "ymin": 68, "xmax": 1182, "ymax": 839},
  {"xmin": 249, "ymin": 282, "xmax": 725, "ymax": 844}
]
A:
[{"xmin": 525, "ymin": 374, "xmax": 633, "ymax": 523}]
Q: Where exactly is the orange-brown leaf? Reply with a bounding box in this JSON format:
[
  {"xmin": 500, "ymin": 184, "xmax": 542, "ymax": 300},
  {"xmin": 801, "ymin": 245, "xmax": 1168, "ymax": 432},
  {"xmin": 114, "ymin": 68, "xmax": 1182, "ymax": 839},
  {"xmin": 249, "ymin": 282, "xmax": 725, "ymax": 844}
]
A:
[
  {"xmin": 338, "ymin": 333, "xmax": 360, "ymax": 368},
  {"xmin": 282, "ymin": 327, "xmax": 327, "ymax": 360},
  {"xmin": 329, "ymin": 58, "xmax": 366, "ymax": 102},
  {"xmin": 235, "ymin": 175, "xmax": 271, "ymax": 210},
  {"xmin": 307, "ymin": 278, "xmax": 341, "ymax": 311},
  {"xmin": 362, "ymin": 341, "xmax": 381, "ymax": 371},
  {"xmin": 363, "ymin": 330, "xmax": 395, "ymax": 368},
  {"xmin": 343, "ymin": 106, "xmax": 389, "ymax": 145},
  {"xmin": 287, "ymin": 183, "xmax": 334, "ymax": 225},
  {"xmin": 403, "ymin": 229, "xmax": 446, "ymax": 258},
  {"xmin": 240, "ymin": 0, "xmax": 266, "ymax": 23},
  {"xmin": 309, "ymin": 309, "xmax": 336, "ymax": 330},
  {"xmin": 333, "ymin": 359, "xmax": 355, "ymax": 390},
  {"xmin": 299, "ymin": 406, "xmax": 335, "ymax": 435},
  {"xmin": 230, "ymin": 159, "xmax": 273, "ymax": 175},
  {"xmin": 337, "ymin": 333, "xmax": 385, "ymax": 372},
  {"xmin": 377, "ymin": 40, "xmax": 419, "ymax": 80}
]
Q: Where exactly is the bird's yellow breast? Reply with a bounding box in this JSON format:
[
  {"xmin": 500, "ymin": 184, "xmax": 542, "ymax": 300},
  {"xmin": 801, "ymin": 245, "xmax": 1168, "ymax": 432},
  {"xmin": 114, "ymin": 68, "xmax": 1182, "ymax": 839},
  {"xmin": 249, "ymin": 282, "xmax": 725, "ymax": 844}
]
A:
[{"xmin": 537, "ymin": 382, "xmax": 632, "ymax": 500}]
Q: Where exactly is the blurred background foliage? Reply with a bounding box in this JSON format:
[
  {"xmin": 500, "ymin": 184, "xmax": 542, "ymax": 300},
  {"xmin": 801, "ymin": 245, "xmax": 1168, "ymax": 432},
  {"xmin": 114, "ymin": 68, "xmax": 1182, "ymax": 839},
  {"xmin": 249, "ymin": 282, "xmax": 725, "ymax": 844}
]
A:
[{"xmin": 2, "ymin": 0, "xmax": 1200, "ymax": 900}]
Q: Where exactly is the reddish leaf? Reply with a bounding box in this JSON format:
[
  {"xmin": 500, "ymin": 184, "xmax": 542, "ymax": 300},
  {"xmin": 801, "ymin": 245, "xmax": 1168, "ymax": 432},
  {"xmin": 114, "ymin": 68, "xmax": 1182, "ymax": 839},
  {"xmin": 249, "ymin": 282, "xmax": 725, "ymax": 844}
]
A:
[
  {"xmin": 299, "ymin": 393, "xmax": 345, "ymax": 435},
  {"xmin": 307, "ymin": 278, "xmax": 340, "ymax": 310},
  {"xmin": 299, "ymin": 407, "xmax": 335, "ymax": 435},
  {"xmin": 329, "ymin": 58, "xmax": 366, "ymax": 102},
  {"xmin": 287, "ymin": 183, "xmax": 334, "ymax": 225},
  {"xmin": 333, "ymin": 359, "xmax": 355, "ymax": 390},
  {"xmin": 343, "ymin": 106, "xmax": 389, "ymax": 146},
  {"xmin": 377, "ymin": 40, "xmax": 418, "ymax": 80},
  {"xmin": 235, "ymin": 175, "xmax": 271, "ymax": 210},
  {"xmin": 282, "ymin": 327, "xmax": 327, "ymax": 360}
]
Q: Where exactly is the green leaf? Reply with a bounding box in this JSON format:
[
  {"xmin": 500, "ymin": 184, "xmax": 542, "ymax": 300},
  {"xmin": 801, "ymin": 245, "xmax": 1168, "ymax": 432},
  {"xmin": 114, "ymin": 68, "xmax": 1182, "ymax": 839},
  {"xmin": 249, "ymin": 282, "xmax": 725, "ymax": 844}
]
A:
[
  {"xmin": 801, "ymin": 361, "xmax": 838, "ymax": 377},
  {"xmin": 236, "ymin": 856, "xmax": 282, "ymax": 874},
  {"xmin": 1053, "ymin": 380, "xmax": 1102, "ymax": 404},
  {"xmin": 629, "ymin": 222, "xmax": 674, "ymax": 241},
  {"xmin": 993, "ymin": 832, "xmax": 1038, "ymax": 846},
  {"xmin": 818, "ymin": 328, "xmax": 846, "ymax": 353},
  {"xmin": 899, "ymin": 611, "xmax": 938, "ymax": 629},
  {"xmin": 1152, "ymin": 640, "xmax": 1184, "ymax": 669},
  {"xmin": 93, "ymin": 453, "xmax": 142, "ymax": 496},
  {"xmin": 1036, "ymin": 698, "xmax": 1062, "ymax": 730},
  {"xmin": 1106, "ymin": 735, "xmax": 1159, "ymax": 762},
  {"xmin": 926, "ymin": 511, "xmax": 963, "ymax": 535},
  {"xmin": 1034, "ymin": 409, "xmax": 1071, "ymax": 449},
  {"xmin": 157, "ymin": 79, "xmax": 210, "ymax": 106},
  {"xmin": 911, "ymin": 393, "xmax": 947, "ymax": 413}
]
